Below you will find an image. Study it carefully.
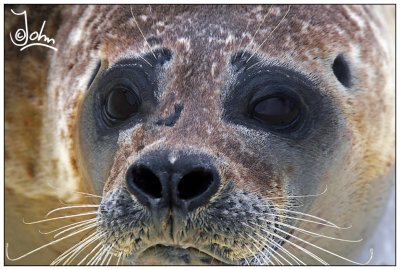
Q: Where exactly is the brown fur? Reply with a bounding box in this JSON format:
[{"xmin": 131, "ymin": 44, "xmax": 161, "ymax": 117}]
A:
[{"xmin": 5, "ymin": 5, "xmax": 394, "ymax": 265}]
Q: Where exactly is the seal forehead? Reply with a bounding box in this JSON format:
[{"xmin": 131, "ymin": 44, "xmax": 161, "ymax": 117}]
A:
[{"xmin": 98, "ymin": 5, "xmax": 386, "ymax": 64}]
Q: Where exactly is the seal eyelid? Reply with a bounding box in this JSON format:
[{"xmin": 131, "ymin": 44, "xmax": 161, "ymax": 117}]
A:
[
  {"xmin": 110, "ymin": 48, "xmax": 173, "ymax": 69},
  {"xmin": 332, "ymin": 54, "xmax": 352, "ymax": 88},
  {"xmin": 249, "ymin": 94, "xmax": 301, "ymax": 129}
]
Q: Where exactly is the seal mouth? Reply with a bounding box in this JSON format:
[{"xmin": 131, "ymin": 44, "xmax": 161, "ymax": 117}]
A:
[{"xmin": 126, "ymin": 244, "xmax": 231, "ymax": 265}]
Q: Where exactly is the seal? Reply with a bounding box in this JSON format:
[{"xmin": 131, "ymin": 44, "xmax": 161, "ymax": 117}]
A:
[{"xmin": 5, "ymin": 4, "xmax": 395, "ymax": 265}]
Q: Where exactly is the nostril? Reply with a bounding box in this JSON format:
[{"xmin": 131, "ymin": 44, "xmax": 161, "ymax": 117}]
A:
[
  {"xmin": 177, "ymin": 169, "xmax": 214, "ymax": 200},
  {"xmin": 127, "ymin": 166, "xmax": 162, "ymax": 199}
]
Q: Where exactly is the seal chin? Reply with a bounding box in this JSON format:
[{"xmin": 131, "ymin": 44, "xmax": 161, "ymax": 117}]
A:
[{"xmin": 127, "ymin": 245, "xmax": 229, "ymax": 265}]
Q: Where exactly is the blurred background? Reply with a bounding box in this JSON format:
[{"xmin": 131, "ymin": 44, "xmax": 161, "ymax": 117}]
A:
[{"xmin": 356, "ymin": 170, "xmax": 395, "ymax": 265}]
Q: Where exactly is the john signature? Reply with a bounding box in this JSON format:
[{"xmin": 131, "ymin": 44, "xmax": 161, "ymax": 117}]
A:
[{"xmin": 9, "ymin": 9, "xmax": 57, "ymax": 51}]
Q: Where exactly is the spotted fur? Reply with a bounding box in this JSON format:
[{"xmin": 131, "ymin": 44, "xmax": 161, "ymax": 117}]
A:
[{"xmin": 5, "ymin": 5, "xmax": 394, "ymax": 265}]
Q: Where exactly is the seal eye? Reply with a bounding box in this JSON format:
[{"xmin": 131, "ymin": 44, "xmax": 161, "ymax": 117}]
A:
[
  {"xmin": 251, "ymin": 96, "xmax": 300, "ymax": 127},
  {"xmin": 105, "ymin": 85, "xmax": 140, "ymax": 121}
]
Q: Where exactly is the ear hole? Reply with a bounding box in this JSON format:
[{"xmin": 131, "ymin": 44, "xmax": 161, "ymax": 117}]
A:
[{"xmin": 332, "ymin": 54, "xmax": 352, "ymax": 88}]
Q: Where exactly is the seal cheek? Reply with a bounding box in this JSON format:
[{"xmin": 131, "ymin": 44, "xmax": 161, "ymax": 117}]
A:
[{"xmin": 102, "ymin": 145, "xmax": 134, "ymax": 194}]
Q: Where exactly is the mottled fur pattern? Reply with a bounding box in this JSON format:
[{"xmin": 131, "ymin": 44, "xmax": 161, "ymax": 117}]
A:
[{"xmin": 5, "ymin": 5, "xmax": 394, "ymax": 265}]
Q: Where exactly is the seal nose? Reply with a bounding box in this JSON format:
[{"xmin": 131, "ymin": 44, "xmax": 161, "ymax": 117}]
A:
[{"xmin": 125, "ymin": 151, "xmax": 220, "ymax": 212}]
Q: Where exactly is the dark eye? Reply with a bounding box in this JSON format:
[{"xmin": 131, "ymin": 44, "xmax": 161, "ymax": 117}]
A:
[
  {"xmin": 105, "ymin": 85, "xmax": 140, "ymax": 121},
  {"xmin": 251, "ymin": 96, "xmax": 300, "ymax": 127}
]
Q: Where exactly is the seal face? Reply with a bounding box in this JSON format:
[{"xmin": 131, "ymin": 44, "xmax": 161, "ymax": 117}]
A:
[{"xmin": 5, "ymin": 4, "xmax": 394, "ymax": 265}]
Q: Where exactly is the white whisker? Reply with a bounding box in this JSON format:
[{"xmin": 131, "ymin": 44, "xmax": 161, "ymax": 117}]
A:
[
  {"xmin": 23, "ymin": 211, "xmax": 97, "ymax": 225},
  {"xmin": 45, "ymin": 182, "xmax": 102, "ymax": 199},
  {"xmin": 100, "ymin": 246, "xmax": 113, "ymax": 265},
  {"xmin": 241, "ymin": 6, "xmax": 272, "ymax": 59},
  {"xmin": 267, "ymin": 185, "xmax": 328, "ymax": 200},
  {"xmin": 54, "ymin": 222, "xmax": 97, "ymax": 239},
  {"xmin": 6, "ymin": 224, "xmax": 96, "ymax": 261},
  {"xmin": 130, "ymin": 6, "xmax": 157, "ymax": 60},
  {"xmin": 106, "ymin": 248, "xmax": 114, "ymax": 265},
  {"xmin": 233, "ymin": 20, "xmax": 251, "ymax": 62},
  {"xmin": 92, "ymin": 247, "xmax": 107, "ymax": 265},
  {"xmin": 261, "ymin": 212, "xmax": 343, "ymax": 229},
  {"xmin": 243, "ymin": 242, "xmax": 261, "ymax": 265},
  {"xmin": 77, "ymin": 241, "xmax": 103, "ymax": 265},
  {"xmin": 46, "ymin": 204, "xmax": 99, "ymax": 217},
  {"xmin": 271, "ymin": 207, "xmax": 350, "ymax": 229},
  {"xmin": 244, "ymin": 61, "xmax": 262, "ymax": 71},
  {"xmin": 273, "ymin": 225, "xmax": 373, "ymax": 265},
  {"xmin": 272, "ymin": 238, "xmax": 305, "ymax": 265},
  {"xmin": 39, "ymin": 218, "xmax": 97, "ymax": 235},
  {"xmin": 138, "ymin": 55, "xmax": 153, "ymax": 67},
  {"xmin": 95, "ymin": 245, "xmax": 110, "ymax": 266},
  {"xmin": 268, "ymin": 238, "xmax": 303, "ymax": 265},
  {"xmin": 264, "ymin": 218, "xmax": 363, "ymax": 243},
  {"xmin": 63, "ymin": 233, "xmax": 103, "ymax": 265},
  {"xmin": 265, "ymin": 247, "xmax": 284, "ymax": 266},
  {"xmin": 73, "ymin": 191, "xmax": 102, "ymax": 198},
  {"xmin": 241, "ymin": 231, "xmax": 274, "ymax": 265},
  {"xmin": 248, "ymin": 228, "xmax": 294, "ymax": 265},
  {"xmin": 246, "ymin": 5, "xmax": 291, "ymax": 63},
  {"xmin": 116, "ymin": 252, "xmax": 123, "ymax": 266},
  {"xmin": 50, "ymin": 232, "xmax": 100, "ymax": 265},
  {"xmin": 80, "ymin": 241, "xmax": 103, "ymax": 265},
  {"xmin": 245, "ymin": 221, "xmax": 328, "ymax": 265}
]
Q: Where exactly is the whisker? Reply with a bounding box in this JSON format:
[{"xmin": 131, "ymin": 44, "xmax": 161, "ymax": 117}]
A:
[
  {"xmin": 77, "ymin": 241, "xmax": 103, "ymax": 265},
  {"xmin": 248, "ymin": 229, "xmax": 295, "ymax": 265},
  {"xmin": 62, "ymin": 233, "xmax": 103, "ymax": 265},
  {"xmin": 50, "ymin": 232, "xmax": 100, "ymax": 265},
  {"xmin": 53, "ymin": 221, "xmax": 98, "ymax": 239},
  {"xmin": 243, "ymin": 242, "xmax": 261, "ymax": 265},
  {"xmin": 90, "ymin": 244, "xmax": 108, "ymax": 265},
  {"xmin": 241, "ymin": 231, "xmax": 274, "ymax": 265},
  {"xmin": 244, "ymin": 61, "xmax": 262, "ymax": 71},
  {"xmin": 272, "ymin": 238, "xmax": 305, "ymax": 265},
  {"xmin": 246, "ymin": 5, "xmax": 291, "ymax": 63},
  {"xmin": 100, "ymin": 246, "xmax": 113, "ymax": 265},
  {"xmin": 241, "ymin": 6, "xmax": 272, "ymax": 59},
  {"xmin": 264, "ymin": 218, "xmax": 363, "ymax": 243},
  {"xmin": 261, "ymin": 212, "xmax": 344, "ymax": 229},
  {"xmin": 116, "ymin": 252, "xmax": 123, "ymax": 266},
  {"xmin": 273, "ymin": 225, "xmax": 373, "ymax": 265},
  {"xmin": 265, "ymin": 246, "xmax": 284, "ymax": 266},
  {"xmin": 245, "ymin": 221, "xmax": 328, "ymax": 265},
  {"xmin": 73, "ymin": 191, "xmax": 102, "ymax": 199},
  {"xmin": 91, "ymin": 248, "xmax": 106, "ymax": 265},
  {"xmin": 130, "ymin": 6, "xmax": 157, "ymax": 60},
  {"xmin": 39, "ymin": 218, "xmax": 97, "ymax": 235},
  {"xmin": 46, "ymin": 204, "xmax": 99, "ymax": 217},
  {"xmin": 138, "ymin": 55, "xmax": 153, "ymax": 67},
  {"xmin": 253, "ymin": 242, "xmax": 273, "ymax": 265},
  {"xmin": 80, "ymin": 241, "xmax": 103, "ymax": 265},
  {"xmin": 106, "ymin": 248, "xmax": 114, "ymax": 265},
  {"xmin": 267, "ymin": 238, "xmax": 303, "ymax": 265},
  {"xmin": 270, "ymin": 207, "xmax": 350, "ymax": 229},
  {"xmin": 23, "ymin": 211, "xmax": 97, "ymax": 225},
  {"xmin": 267, "ymin": 185, "xmax": 328, "ymax": 200},
  {"xmin": 6, "ymin": 224, "xmax": 97, "ymax": 261},
  {"xmin": 97, "ymin": 245, "xmax": 112, "ymax": 266},
  {"xmin": 233, "ymin": 20, "xmax": 250, "ymax": 62},
  {"xmin": 241, "ymin": 255, "xmax": 250, "ymax": 266},
  {"xmin": 45, "ymin": 181, "xmax": 102, "ymax": 199}
]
